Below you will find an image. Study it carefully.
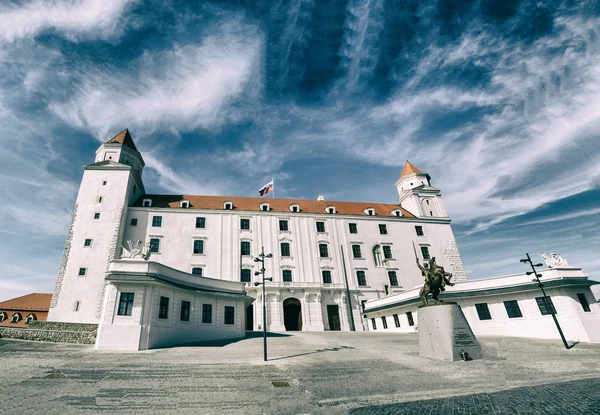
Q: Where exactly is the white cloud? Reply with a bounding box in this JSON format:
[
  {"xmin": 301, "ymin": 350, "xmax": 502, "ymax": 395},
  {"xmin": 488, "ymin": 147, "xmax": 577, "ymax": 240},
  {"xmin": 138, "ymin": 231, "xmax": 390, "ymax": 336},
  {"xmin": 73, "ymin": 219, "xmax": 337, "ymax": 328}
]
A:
[{"xmin": 0, "ymin": 0, "xmax": 134, "ymax": 43}]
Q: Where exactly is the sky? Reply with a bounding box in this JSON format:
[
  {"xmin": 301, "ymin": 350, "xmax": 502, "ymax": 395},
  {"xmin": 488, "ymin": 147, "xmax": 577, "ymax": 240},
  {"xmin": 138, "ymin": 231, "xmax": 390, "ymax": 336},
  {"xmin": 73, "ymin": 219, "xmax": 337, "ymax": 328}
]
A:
[{"xmin": 0, "ymin": 0, "xmax": 599, "ymax": 302}]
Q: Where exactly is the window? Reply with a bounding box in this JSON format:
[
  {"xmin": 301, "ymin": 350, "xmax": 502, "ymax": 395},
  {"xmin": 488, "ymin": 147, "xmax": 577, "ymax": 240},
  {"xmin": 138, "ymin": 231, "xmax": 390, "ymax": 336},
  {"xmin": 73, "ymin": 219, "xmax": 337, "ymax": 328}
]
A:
[
  {"xmin": 406, "ymin": 312, "xmax": 415, "ymax": 326},
  {"xmin": 383, "ymin": 245, "xmax": 393, "ymax": 259},
  {"xmin": 352, "ymin": 245, "xmax": 362, "ymax": 259},
  {"xmin": 349, "ymin": 223, "xmax": 358, "ymax": 234},
  {"xmin": 365, "ymin": 208, "xmax": 374, "ymax": 216},
  {"xmin": 11, "ymin": 313, "xmax": 21, "ymax": 324},
  {"xmin": 180, "ymin": 201, "xmax": 189, "ymax": 208},
  {"xmin": 316, "ymin": 221, "xmax": 325, "ymax": 232},
  {"xmin": 94, "ymin": 212, "xmax": 100, "ymax": 219},
  {"xmin": 475, "ymin": 303, "xmax": 492, "ymax": 320},
  {"xmin": 415, "ymin": 226, "xmax": 424, "ymax": 236},
  {"xmin": 378, "ymin": 224, "xmax": 388, "ymax": 235},
  {"xmin": 322, "ymin": 270, "xmax": 332, "ymax": 284},
  {"xmin": 180, "ymin": 300, "xmax": 191, "ymax": 322},
  {"xmin": 261, "ymin": 204, "xmax": 269, "ymax": 211},
  {"xmin": 130, "ymin": 218, "xmax": 138, "ymax": 226},
  {"xmin": 536, "ymin": 296, "xmax": 557, "ymax": 316},
  {"xmin": 143, "ymin": 199, "xmax": 151, "ymax": 207},
  {"xmin": 0, "ymin": 312, "xmax": 6, "ymax": 322},
  {"xmin": 280, "ymin": 242, "xmax": 290, "ymax": 257},
  {"xmin": 78, "ymin": 267, "xmax": 87, "ymax": 276},
  {"xmin": 241, "ymin": 241, "xmax": 251, "ymax": 256},
  {"xmin": 393, "ymin": 314, "xmax": 400, "ymax": 328},
  {"xmin": 290, "ymin": 204, "xmax": 299, "ymax": 213},
  {"xmin": 224, "ymin": 202, "xmax": 233, "ymax": 210},
  {"xmin": 361, "ymin": 300, "xmax": 367, "ymax": 312},
  {"xmin": 241, "ymin": 269, "xmax": 251, "ymax": 283},
  {"xmin": 73, "ymin": 301, "xmax": 80, "ymax": 312},
  {"xmin": 371, "ymin": 318, "xmax": 377, "ymax": 330},
  {"xmin": 117, "ymin": 293, "xmax": 134, "ymax": 316},
  {"xmin": 149, "ymin": 238, "xmax": 160, "ymax": 253},
  {"xmin": 152, "ymin": 216, "xmax": 162, "ymax": 227},
  {"xmin": 98, "ymin": 196, "xmax": 103, "ymax": 203},
  {"xmin": 196, "ymin": 217, "xmax": 206, "ymax": 228},
  {"xmin": 224, "ymin": 306, "xmax": 235, "ymax": 325},
  {"xmin": 356, "ymin": 270, "xmax": 367, "ymax": 286},
  {"xmin": 577, "ymin": 293, "xmax": 591, "ymax": 312},
  {"xmin": 420, "ymin": 246, "xmax": 431, "ymax": 260},
  {"xmin": 373, "ymin": 245, "xmax": 384, "ymax": 267},
  {"xmin": 504, "ymin": 300, "xmax": 523, "ymax": 318},
  {"xmin": 102, "ymin": 181, "xmax": 107, "ymax": 185},
  {"xmin": 393, "ymin": 210, "xmax": 402, "ymax": 217},
  {"xmin": 326, "ymin": 206, "xmax": 335, "ymax": 214},
  {"xmin": 24, "ymin": 314, "xmax": 34, "ymax": 324},
  {"xmin": 158, "ymin": 296, "xmax": 170, "ymax": 319},
  {"xmin": 192, "ymin": 267, "xmax": 203, "ymax": 276},
  {"xmin": 193, "ymin": 239, "xmax": 204, "ymax": 254},
  {"xmin": 279, "ymin": 220, "xmax": 288, "ymax": 231},
  {"xmin": 282, "ymin": 269, "xmax": 292, "ymax": 282},
  {"xmin": 240, "ymin": 218, "xmax": 250, "ymax": 230},
  {"xmin": 319, "ymin": 243, "xmax": 329, "ymax": 258},
  {"xmin": 84, "ymin": 239, "xmax": 92, "ymax": 247},
  {"xmin": 202, "ymin": 304, "xmax": 212, "ymax": 324},
  {"xmin": 388, "ymin": 271, "xmax": 399, "ymax": 287},
  {"xmin": 382, "ymin": 316, "xmax": 388, "ymax": 329}
]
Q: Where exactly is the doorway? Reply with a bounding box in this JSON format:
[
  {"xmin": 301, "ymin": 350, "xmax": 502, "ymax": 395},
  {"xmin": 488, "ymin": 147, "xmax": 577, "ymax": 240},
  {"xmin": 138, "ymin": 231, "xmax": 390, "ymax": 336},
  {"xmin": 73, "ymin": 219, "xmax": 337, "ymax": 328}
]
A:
[
  {"xmin": 246, "ymin": 303, "xmax": 254, "ymax": 331},
  {"xmin": 327, "ymin": 305, "xmax": 341, "ymax": 331},
  {"xmin": 283, "ymin": 298, "xmax": 302, "ymax": 331}
]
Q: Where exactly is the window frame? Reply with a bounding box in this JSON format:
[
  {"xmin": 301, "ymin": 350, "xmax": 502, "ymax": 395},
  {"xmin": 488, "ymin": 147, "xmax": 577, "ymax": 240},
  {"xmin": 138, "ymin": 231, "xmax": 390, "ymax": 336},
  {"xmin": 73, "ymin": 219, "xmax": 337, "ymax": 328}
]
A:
[
  {"xmin": 576, "ymin": 293, "xmax": 591, "ymax": 312},
  {"xmin": 224, "ymin": 306, "xmax": 235, "ymax": 325},
  {"xmin": 352, "ymin": 244, "xmax": 362, "ymax": 259},
  {"xmin": 279, "ymin": 219, "xmax": 289, "ymax": 231},
  {"xmin": 149, "ymin": 238, "xmax": 160, "ymax": 253},
  {"xmin": 356, "ymin": 270, "xmax": 367, "ymax": 286},
  {"xmin": 388, "ymin": 271, "xmax": 399, "ymax": 287},
  {"xmin": 280, "ymin": 242, "xmax": 291, "ymax": 257},
  {"xmin": 406, "ymin": 311, "xmax": 415, "ymax": 326},
  {"xmin": 191, "ymin": 267, "xmax": 203, "ymax": 276},
  {"xmin": 78, "ymin": 267, "xmax": 87, "ymax": 276},
  {"xmin": 240, "ymin": 241, "xmax": 251, "ymax": 256},
  {"xmin": 84, "ymin": 238, "xmax": 92, "ymax": 247},
  {"xmin": 381, "ymin": 316, "xmax": 388, "ymax": 329},
  {"xmin": 195, "ymin": 217, "xmax": 206, "ymax": 229},
  {"xmin": 475, "ymin": 303, "xmax": 492, "ymax": 320},
  {"xmin": 318, "ymin": 243, "xmax": 329, "ymax": 258},
  {"xmin": 158, "ymin": 296, "xmax": 170, "ymax": 319},
  {"xmin": 240, "ymin": 268, "xmax": 251, "ymax": 283},
  {"xmin": 378, "ymin": 224, "xmax": 388, "ymax": 235},
  {"xmin": 202, "ymin": 303, "xmax": 213, "ymax": 324},
  {"xmin": 393, "ymin": 314, "xmax": 400, "ymax": 328},
  {"xmin": 94, "ymin": 212, "xmax": 100, "ymax": 219},
  {"xmin": 117, "ymin": 292, "xmax": 135, "ymax": 316},
  {"xmin": 348, "ymin": 223, "xmax": 358, "ymax": 234},
  {"xmin": 152, "ymin": 216, "xmax": 162, "ymax": 227},
  {"xmin": 282, "ymin": 269, "xmax": 292, "ymax": 282},
  {"xmin": 382, "ymin": 245, "xmax": 393, "ymax": 259},
  {"xmin": 316, "ymin": 221, "xmax": 326, "ymax": 233},
  {"xmin": 130, "ymin": 218, "xmax": 138, "ymax": 226},
  {"xmin": 322, "ymin": 270, "xmax": 332, "ymax": 284},
  {"xmin": 535, "ymin": 296, "xmax": 557, "ymax": 316},
  {"xmin": 504, "ymin": 300, "xmax": 523, "ymax": 318},
  {"xmin": 415, "ymin": 226, "xmax": 424, "ymax": 236},
  {"xmin": 193, "ymin": 239, "xmax": 204, "ymax": 255},
  {"xmin": 180, "ymin": 300, "xmax": 191, "ymax": 322},
  {"xmin": 240, "ymin": 218, "xmax": 251, "ymax": 230},
  {"xmin": 420, "ymin": 246, "xmax": 431, "ymax": 260}
]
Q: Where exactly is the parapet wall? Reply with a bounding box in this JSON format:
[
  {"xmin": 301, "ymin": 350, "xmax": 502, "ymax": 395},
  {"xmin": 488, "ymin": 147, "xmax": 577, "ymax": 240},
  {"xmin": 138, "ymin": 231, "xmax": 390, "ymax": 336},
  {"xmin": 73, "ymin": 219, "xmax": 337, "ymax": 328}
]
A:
[{"xmin": 0, "ymin": 321, "xmax": 98, "ymax": 344}]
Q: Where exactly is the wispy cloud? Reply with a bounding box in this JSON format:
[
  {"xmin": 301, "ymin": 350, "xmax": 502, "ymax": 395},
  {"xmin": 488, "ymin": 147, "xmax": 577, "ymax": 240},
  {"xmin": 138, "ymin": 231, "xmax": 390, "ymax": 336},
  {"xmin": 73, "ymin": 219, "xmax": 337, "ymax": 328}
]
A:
[{"xmin": 0, "ymin": 0, "xmax": 134, "ymax": 43}]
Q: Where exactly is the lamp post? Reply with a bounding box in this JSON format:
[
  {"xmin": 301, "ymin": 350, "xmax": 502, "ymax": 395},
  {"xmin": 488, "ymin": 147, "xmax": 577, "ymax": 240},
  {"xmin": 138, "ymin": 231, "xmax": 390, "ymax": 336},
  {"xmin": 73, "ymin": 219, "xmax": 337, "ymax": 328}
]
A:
[
  {"xmin": 254, "ymin": 246, "xmax": 272, "ymax": 361},
  {"xmin": 520, "ymin": 253, "xmax": 570, "ymax": 349}
]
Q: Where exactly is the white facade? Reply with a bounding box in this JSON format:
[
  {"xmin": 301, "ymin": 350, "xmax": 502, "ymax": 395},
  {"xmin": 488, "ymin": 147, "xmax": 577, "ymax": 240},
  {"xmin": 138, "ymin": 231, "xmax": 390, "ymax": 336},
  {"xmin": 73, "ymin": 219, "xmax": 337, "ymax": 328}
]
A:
[
  {"xmin": 363, "ymin": 267, "xmax": 600, "ymax": 344},
  {"xmin": 48, "ymin": 130, "xmax": 468, "ymax": 334}
]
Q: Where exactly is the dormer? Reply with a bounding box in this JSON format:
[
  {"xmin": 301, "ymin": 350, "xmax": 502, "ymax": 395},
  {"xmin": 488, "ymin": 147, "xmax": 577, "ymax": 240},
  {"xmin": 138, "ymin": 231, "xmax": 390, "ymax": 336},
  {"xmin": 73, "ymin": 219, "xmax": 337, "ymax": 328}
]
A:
[
  {"xmin": 224, "ymin": 201, "xmax": 233, "ymax": 210},
  {"xmin": 391, "ymin": 209, "xmax": 402, "ymax": 217},
  {"xmin": 364, "ymin": 207, "xmax": 375, "ymax": 216},
  {"xmin": 142, "ymin": 198, "xmax": 152, "ymax": 207},
  {"xmin": 326, "ymin": 206, "xmax": 336, "ymax": 214},
  {"xmin": 260, "ymin": 202, "xmax": 270, "ymax": 212},
  {"xmin": 180, "ymin": 200, "xmax": 190, "ymax": 208},
  {"xmin": 289, "ymin": 204, "xmax": 300, "ymax": 213}
]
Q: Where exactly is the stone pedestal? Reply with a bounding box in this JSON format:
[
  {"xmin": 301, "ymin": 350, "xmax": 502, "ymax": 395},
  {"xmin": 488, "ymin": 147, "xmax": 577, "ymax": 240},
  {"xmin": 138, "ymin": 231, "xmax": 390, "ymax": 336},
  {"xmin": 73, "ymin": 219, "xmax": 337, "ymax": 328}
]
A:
[{"xmin": 418, "ymin": 302, "xmax": 483, "ymax": 361}]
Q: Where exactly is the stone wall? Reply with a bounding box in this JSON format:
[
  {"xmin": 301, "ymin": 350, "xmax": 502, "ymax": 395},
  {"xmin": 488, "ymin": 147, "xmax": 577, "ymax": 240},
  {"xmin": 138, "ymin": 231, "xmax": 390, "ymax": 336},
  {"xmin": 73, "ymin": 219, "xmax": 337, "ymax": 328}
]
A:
[{"xmin": 0, "ymin": 321, "xmax": 98, "ymax": 344}]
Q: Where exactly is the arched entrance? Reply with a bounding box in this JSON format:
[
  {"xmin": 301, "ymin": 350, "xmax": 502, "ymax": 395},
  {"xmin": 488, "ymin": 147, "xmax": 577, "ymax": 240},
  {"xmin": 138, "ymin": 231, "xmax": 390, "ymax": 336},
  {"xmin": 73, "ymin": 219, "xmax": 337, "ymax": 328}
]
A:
[
  {"xmin": 283, "ymin": 298, "xmax": 302, "ymax": 331},
  {"xmin": 246, "ymin": 302, "xmax": 254, "ymax": 331}
]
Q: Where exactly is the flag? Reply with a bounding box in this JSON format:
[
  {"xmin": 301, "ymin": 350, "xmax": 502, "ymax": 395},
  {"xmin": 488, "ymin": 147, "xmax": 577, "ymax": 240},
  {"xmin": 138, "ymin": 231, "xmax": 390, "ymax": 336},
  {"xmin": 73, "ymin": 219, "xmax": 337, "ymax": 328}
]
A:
[{"xmin": 259, "ymin": 180, "xmax": 274, "ymax": 196}]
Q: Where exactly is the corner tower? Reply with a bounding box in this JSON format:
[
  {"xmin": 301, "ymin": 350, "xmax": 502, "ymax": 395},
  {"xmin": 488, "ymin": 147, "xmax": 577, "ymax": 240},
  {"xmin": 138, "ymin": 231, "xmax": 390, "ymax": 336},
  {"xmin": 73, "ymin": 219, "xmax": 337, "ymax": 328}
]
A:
[
  {"xmin": 48, "ymin": 129, "xmax": 145, "ymax": 323},
  {"xmin": 395, "ymin": 161, "xmax": 448, "ymax": 219}
]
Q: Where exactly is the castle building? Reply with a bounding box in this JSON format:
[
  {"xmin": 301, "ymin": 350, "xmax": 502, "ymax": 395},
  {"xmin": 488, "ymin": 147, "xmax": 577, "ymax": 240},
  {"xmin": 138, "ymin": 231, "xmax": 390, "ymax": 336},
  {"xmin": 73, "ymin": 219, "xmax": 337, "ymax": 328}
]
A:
[{"xmin": 47, "ymin": 129, "xmax": 468, "ymax": 346}]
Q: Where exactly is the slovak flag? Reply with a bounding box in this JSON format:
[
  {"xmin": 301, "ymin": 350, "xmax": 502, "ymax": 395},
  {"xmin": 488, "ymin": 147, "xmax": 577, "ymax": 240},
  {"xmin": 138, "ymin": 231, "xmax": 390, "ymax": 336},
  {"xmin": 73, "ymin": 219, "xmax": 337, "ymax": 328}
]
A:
[{"xmin": 259, "ymin": 180, "xmax": 274, "ymax": 196}]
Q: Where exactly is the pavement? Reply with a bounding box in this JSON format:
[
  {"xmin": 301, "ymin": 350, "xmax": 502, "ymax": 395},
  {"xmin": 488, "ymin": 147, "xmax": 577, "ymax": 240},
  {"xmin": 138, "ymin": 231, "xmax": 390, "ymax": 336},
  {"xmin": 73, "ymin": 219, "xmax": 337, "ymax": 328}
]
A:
[{"xmin": 0, "ymin": 332, "xmax": 599, "ymax": 414}]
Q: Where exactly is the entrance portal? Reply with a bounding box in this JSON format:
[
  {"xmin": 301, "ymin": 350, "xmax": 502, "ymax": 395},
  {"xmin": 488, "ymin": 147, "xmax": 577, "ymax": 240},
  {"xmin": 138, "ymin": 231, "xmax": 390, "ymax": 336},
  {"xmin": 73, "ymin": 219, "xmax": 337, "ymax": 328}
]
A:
[
  {"xmin": 327, "ymin": 305, "xmax": 341, "ymax": 331},
  {"xmin": 246, "ymin": 303, "xmax": 254, "ymax": 331},
  {"xmin": 283, "ymin": 298, "xmax": 302, "ymax": 331}
]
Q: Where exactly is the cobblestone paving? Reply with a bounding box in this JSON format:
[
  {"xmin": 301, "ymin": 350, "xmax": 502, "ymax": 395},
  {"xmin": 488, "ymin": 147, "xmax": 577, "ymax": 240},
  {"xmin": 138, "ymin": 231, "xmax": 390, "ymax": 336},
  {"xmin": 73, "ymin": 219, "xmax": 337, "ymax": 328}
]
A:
[{"xmin": 350, "ymin": 378, "xmax": 600, "ymax": 415}]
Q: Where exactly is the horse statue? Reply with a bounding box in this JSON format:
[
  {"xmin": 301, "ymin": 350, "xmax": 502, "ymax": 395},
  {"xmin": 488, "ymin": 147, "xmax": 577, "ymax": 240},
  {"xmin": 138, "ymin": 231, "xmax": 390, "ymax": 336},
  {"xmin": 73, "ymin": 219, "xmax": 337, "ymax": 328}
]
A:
[{"xmin": 416, "ymin": 256, "xmax": 454, "ymax": 306}]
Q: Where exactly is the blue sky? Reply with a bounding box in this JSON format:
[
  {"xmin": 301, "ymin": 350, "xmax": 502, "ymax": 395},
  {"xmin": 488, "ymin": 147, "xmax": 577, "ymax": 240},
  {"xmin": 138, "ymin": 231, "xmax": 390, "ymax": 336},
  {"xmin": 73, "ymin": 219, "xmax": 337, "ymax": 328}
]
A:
[{"xmin": 0, "ymin": 0, "xmax": 599, "ymax": 302}]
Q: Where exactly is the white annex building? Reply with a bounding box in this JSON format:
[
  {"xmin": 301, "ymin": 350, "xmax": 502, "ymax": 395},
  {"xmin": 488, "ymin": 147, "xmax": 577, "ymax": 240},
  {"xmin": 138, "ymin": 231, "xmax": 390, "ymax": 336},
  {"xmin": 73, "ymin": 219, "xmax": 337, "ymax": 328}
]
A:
[{"xmin": 47, "ymin": 129, "xmax": 599, "ymax": 349}]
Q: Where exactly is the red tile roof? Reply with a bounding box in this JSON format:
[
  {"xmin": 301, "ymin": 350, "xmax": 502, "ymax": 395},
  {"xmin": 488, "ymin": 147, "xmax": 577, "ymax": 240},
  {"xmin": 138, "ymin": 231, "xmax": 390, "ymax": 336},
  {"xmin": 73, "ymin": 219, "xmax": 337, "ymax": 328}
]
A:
[
  {"xmin": 134, "ymin": 194, "xmax": 416, "ymax": 218},
  {"xmin": 0, "ymin": 293, "xmax": 52, "ymax": 311},
  {"xmin": 106, "ymin": 128, "xmax": 139, "ymax": 152},
  {"xmin": 400, "ymin": 161, "xmax": 423, "ymax": 178}
]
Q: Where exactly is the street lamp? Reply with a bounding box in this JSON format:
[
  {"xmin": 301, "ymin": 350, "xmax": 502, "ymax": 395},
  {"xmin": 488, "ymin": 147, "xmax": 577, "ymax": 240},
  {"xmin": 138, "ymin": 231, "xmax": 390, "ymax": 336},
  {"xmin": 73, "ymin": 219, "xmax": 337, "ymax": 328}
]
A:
[
  {"xmin": 520, "ymin": 253, "xmax": 570, "ymax": 349},
  {"xmin": 254, "ymin": 246, "xmax": 272, "ymax": 361}
]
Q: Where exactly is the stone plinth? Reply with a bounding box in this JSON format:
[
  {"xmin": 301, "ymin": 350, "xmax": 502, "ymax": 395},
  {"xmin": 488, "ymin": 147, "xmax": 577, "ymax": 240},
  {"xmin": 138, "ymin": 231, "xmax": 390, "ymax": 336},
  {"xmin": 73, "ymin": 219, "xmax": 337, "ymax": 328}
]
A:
[{"xmin": 418, "ymin": 302, "xmax": 482, "ymax": 361}]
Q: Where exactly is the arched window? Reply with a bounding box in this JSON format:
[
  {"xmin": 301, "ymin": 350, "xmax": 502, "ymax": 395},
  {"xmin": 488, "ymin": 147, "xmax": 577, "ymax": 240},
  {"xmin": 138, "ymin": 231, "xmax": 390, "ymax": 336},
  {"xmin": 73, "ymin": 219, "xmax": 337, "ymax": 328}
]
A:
[
  {"xmin": 180, "ymin": 200, "xmax": 190, "ymax": 208},
  {"xmin": 372, "ymin": 245, "xmax": 384, "ymax": 267},
  {"xmin": 289, "ymin": 204, "xmax": 300, "ymax": 213},
  {"xmin": 25, "ymin": 313, "xmax": 37, "ymax": 324}
]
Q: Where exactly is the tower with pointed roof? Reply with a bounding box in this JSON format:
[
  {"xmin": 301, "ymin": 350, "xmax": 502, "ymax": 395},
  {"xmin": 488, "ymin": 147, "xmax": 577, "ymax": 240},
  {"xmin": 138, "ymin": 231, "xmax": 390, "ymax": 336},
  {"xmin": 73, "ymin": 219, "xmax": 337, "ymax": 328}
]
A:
[
  {"xmin": 394, "ymin": 161, "xmax": 448, "ymax": 219},
  {"xmin": 48, "ymin": 129, "xmax": 145, "ymax": 323}
]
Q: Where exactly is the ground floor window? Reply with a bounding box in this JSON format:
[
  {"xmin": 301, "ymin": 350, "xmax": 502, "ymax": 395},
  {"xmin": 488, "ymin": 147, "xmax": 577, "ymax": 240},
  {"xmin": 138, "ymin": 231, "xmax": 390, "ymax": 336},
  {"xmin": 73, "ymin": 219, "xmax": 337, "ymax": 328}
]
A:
[
  {"xmin": 117, "ymin": 292, "xmax": 134, "ymax": 316},
  {"xmin": 393, "ymin": 314, "xmax": 400, "ymax": 327},
  {"xmin": 371, "ymin": 318, "xmax": 377, "ymax": 330},
  {"xmin": 406, "ymin": 311, "xmax": 414, "ymax": 326},
  {"xmin": 180, "ymin": 300, "xmax": 191, "ymax": 322},
  {"xmin": 224, "ymin": 306, "xmax": 235, "ymax": 325},
  {"xmin": 475, "ymin": 303, "xmax": 492, "ymax": 320},
  {"xmin": 158, "ymin": 296, "xmax": 170, "ymax": 319},
  {"xmin": 202, "ymin": 304, "xmax": 212, "ymax": 323},
  {"xmin": 576, "ymin": 293, "xmax": 591, "ymax": 312},
  {"xmin": 504, "ymin": 300, "xmax": 523, "ymax": 318},
  {"xmin": 535, "ymin": 296, "xmax": 556, "ymax": 315},
  {"xmin": 381, "ymin": 316, "xmax": 388, "ymax": 329}
]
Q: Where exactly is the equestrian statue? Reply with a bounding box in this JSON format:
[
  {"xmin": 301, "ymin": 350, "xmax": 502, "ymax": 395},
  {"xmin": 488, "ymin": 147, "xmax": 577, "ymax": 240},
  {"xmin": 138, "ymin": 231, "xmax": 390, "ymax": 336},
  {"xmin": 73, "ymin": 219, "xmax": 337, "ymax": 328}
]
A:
[{"xmin": 413, "ymin": 243, "xmax": 454, "ymax": 306}]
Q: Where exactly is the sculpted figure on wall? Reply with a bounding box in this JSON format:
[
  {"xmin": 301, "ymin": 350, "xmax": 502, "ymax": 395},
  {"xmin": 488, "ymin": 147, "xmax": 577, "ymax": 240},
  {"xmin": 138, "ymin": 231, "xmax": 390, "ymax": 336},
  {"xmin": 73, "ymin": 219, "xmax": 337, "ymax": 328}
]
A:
[{"xmin": 121, "ymin": 239, "xmax": 151, "ymax": 260}]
